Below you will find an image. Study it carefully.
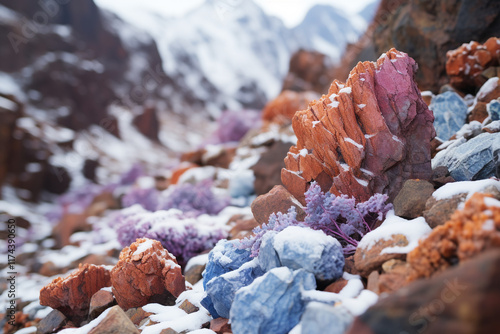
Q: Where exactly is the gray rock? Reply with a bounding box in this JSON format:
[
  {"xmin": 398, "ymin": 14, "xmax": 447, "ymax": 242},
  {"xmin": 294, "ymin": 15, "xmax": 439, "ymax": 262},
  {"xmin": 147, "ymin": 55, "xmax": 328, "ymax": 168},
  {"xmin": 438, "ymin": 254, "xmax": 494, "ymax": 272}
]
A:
[
  {"xmin": 487, "ymin": 99, "xmax": 500, "ymax": 121},
  {"xmin": 394, "ymin": 179, "xmax": 435, "ymax": 219},
  {"xmin": 36, "ymin": 309, "xmax": 67, "ymax": 334},
  {"xmin": 230, "ymin": 268, "xmax": 316, "ymax": 334},
  {"xmin": 429, "ymin": 91, "xmax": 468, "ymax": 140},
  {"xmin": 299, "ymin": 302, "xmax": 354, "ymax": 334}
]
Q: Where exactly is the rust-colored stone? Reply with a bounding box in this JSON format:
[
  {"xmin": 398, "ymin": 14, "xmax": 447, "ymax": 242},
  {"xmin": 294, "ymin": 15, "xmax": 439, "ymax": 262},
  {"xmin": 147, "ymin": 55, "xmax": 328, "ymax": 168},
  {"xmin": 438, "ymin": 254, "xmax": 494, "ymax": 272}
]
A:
[
  {"xmin": 446, "ymin": 38, "xmax": 500, "ymax": 92},
  {"xmin": 251, "ymin": 185, "xmax": 306, "ymax": 226},
  {"xmin": 408, "ymin": 193, "xmax": 500, "ymax": 281},
  {"xmin": 39, "ymin": 264, "xmax": 111, "ymax": 321},
  {"xmin": 261, "ymin": 90, "xmax": 319, "ymax": 124},
  {"xmin": 282, "ymin": 49, "xmax": 435, "ymax": 204},
  {"xmin": 170, "ymin": 162, "xmax": 199, "ymax": 185},
  {"xmin": 88, "ymin": 305, "xmax": 139, "ymax": 334},
  {"xmin": 89, "ymin": 290, "xmax": 115, "ymax": 320},
  {"xmin": 110, "ymin": 238, "xmax": 186, "ymax": 310},
  {"xmin": 324, "ymin": 278, "xmax": 348, "ymax": 294},
  {"xmin": 211, "ymin": 318, "xmax": 232, "ymax": 334}
]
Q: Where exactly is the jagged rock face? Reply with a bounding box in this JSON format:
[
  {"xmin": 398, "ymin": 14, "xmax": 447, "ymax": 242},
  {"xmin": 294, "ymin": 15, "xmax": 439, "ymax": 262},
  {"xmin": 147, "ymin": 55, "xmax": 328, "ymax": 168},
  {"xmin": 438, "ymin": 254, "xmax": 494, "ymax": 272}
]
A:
[
  {"xmin": 373, "ymin": 0, "xmax": 500, "ymax": 92},
  {"xmin": 39, "ymin": 264, "xmax": 111, "ymax": 321},
  {"xmin": 110, "ymin": 238, "xmax": 186, "ymax": 311},
  {"xmin": 282, "ymin": 49, "xmax": 435, "ymax": 204},
  {"xmin": 446, "ymin": 38, "xmax": 500, "ymax": 92}
]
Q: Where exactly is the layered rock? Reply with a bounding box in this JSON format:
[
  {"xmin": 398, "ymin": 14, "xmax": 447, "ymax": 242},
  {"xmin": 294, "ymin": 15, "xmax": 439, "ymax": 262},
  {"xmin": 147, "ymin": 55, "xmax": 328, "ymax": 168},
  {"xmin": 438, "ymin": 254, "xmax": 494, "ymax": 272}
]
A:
[
  {"xmin": 428, "ymin": 91, "xmax": 468, "ymax": 140},
  {"xmin": 39, "ymin": 264, "xmax": 111, "ymax": 320},
  {"xmin": 446, "ymin": 38, "xmax": 500, "ymax": 92},
  {"xmin": 373, "ymin": 0, "xmax": 500, "ymax": 92},
  {"xmin": 408, "ymin": 192, "xmax": 500, "ymax": 280},
  {"xmin": 110, "ymin": 238, "xmax": 185, "ymax": 310},
  {"xmin": 282, "ymin": 49, "xmax": 435, "ymax": 203}
]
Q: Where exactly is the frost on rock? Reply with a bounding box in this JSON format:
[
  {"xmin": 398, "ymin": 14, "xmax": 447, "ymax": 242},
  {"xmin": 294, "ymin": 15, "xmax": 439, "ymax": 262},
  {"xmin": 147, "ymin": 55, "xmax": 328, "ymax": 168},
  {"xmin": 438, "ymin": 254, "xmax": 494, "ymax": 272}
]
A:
[
  {"xmin": 298, "ymin": 302, "xmax": 354, "ymax": 334},
  {"xmin": 230, "ymin": 268, "xmax": 316, "ymax": 334},
  {"xmin": 428, "ymin": 91, "xmax": 468, "ymax": 141},
  {"xmin": 432, "ymin": 132, "xmax": 500, "ymax": 181},
  {"xmin": 257, "ymin": 226, "xmax": 344, "ymax": 281}
]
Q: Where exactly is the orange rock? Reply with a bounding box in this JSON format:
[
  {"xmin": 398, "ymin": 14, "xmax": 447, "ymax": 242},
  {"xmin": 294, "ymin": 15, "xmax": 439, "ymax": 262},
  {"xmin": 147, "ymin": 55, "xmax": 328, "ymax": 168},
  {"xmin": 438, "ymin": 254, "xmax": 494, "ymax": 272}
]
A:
[
  {"xmin": 261, "ymin": 90, "xmax": 319, "ymax": 124},
  {"xmin": 282, "ymin": 49, "xmax": 435, "ymax": 203},
  {"xmin": 408, "ymin": 193, "xmax": 500, "ymax": 281},
  {"xmin": 110, "ymin": 238, "xmax": 186, "ymax": 310},
  {"xmin": 39, "ymin": 264, "xmax": 111, "ymax": 320},
  {"xmin": 446, "ymin": 37, "xmax": 500, "ymax": 92},
  {"xmin": 170, "ymin": 162, "xmax": 198, "ymax": 185}
]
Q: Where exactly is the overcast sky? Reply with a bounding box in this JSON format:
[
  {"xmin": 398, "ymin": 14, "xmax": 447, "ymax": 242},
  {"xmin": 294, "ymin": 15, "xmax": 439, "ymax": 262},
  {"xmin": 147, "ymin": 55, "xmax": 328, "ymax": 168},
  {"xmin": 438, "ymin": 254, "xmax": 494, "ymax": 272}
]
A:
[{"xmin": 96, "ymin": 0, "xmax": 377, "ymax": 27}]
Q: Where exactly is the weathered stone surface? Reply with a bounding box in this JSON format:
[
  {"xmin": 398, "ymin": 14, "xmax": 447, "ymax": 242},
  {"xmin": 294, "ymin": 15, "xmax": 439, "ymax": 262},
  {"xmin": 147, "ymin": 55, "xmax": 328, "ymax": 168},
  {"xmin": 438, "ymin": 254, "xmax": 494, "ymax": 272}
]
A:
[
  {"xmin": 394, "ymin": 179, "xmax": 435, "ymax": 219},
  {"xmin": 355, "ymin": 235, "xmax": 408, "ymax": 278},
  {"xmin": 89, "ymin": 290, "xmax": 115, "ymax": 320},
  {"xmin": 299, "ymin": 302, "xmax": 354, "ymax": 334},
  {"xmin": 468, "ymin": 101, "xmax": 489, "ymax": 123},
  {"xmin": 110, "ymin": 238, "xmax": 185, "ymax": 310},
  {"xmin": 282, "ymin": 49, "xmax": 435, "ymax": 204},
  {"xmin": 39, "ymin": 264, "xmax": 111, "ymax": 321},
  {"xmin": 408, "ymin": 193, "xmax": 500, "ymax": 280},
  {"xmin": 424, "ymin": 193, "xmax": 467, "ymax": 228},
  {"xmin": 429, "ymin": 91, "xmax": 468, "ymax": 140},
  {"xmin": 251, "ymin": 141, "xmax": 291, "ymax": 195},
  {"xmin": 228, "ymin": 215, "xmax": 259, "ymax": 240},
  {"xmin": 282, "ymin": 49, "xmax": 335, "ymax": 94},
  {"xmin": 210, "ymin": 317, "xmax": 232, "ymax": 334},
  {"xmin": 477, "ymin": 77, "xmax": 500, "ymax": 103},
  {"xmin": 346, "ymin": 249, "xmax": 500, "ymax": 334},
  {"xmin": 432, "ymin": 132, "xmax": 500, "ymax": 181},
  {"xmin": 36, "ymin": 309, "xmax": 67, "ymax": 334},
  {"xmin": 446, "ymin": 38, "xmax": 500, "ymax": 92},
  {"xmin": 124, "ymin": 307, "xmax": 152, "ymax": 326},
  {"xmin": 133, "ymin": 106, "xmax": 160, "ymax": 142},
  {"xmin": 324, "ymin": 278, "xmax": 348, "ymax": 293},
  {"xmin": 184, "ymin": 263, "xmax": 206, "ymax": 285},
  {"xmin": 261, "ymin": 90, "xmax": 319, "ymax": 124},
  {"xmin": 251, "ymin": 185, "xmax": 306, "ymax": 226},
  {"xmin": 429, "ymin": 166, "xmax": 455, "ymax": 188},
  {"xmin": 178, "ymin": 299, "xmax": 199, "ymax": 314},
  {"xmin": 373, "ymin": 0, "xmax": 500, "ymax": 93},
  {"xmin": 88, "ymin": 305, "xmax": 139, "ymax": 334},
  {"xmin": 489, "ymin": 99, "xmax": 500, "ymax": 121}
]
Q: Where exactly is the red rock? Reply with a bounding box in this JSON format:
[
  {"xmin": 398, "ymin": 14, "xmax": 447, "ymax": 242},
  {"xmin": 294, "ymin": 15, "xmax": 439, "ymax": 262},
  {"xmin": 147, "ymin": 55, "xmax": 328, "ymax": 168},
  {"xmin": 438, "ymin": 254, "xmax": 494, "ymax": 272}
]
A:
[
  {"xmin": 133, "ymin": 105, "xmax": 160, "ymax": 142},
  {"xmin": 393, "ymin": 179, "xmax": 435, "ymax": 219},
  {"xmin": 354, "ymin": 234, "xmax": 409, "ymax": 277},
  {"xmin": 468, "ymin": 101, "xmax": 489, "ymax": 123},
  {"xmin": 227, "ymin": 214, "xmax": 259, "ymax": 240},
  {"xmin": 408, "ymin": 192, "xmax": 500, "ymax": 281},
  {"xmin": 89, "ymin": 290, "xmax": 115, "ymax": 320},
  {"xmin": 170, "ymin": 162, "xmax": 199, "ymax": 185},
  {"xmin": 446, "ymin": 38, "xmax": 500, "ymax": 92},
  {"xmin": 324, "ymin": 278, "xmax": 348, "ymax": 294},
  {"xmin": 252, "ymin": 141, "xmax": 293, "ymax": 195},
  {"xmin": 282, "ymin": 50, "xmax": 335, "ymax": 94},
  {"xmin": 178, "ymin": 299, "xmax": 199, "ymax": 314},
  {"xmin": 251, "ymin": 185, "xmax": 306, "ymax": 226},
  {"xmin": 110, "ymin": 238, "xmax": 186, "ymax": 310},
  {"xmin": 261, "ymin": 90, "xmax": 319, "ymax": 124},
  {"xmin": 282, "ymin": 49, "xmax": 435, "ymax": 204},
  {"xmin": 366, "ymin": 271, "xmax": 380, "ymax": 294},
  {"xmin": 39, "ymin": 264, "xmax": 111, "ymax": 321},
  {"xmin": 211, "ymin": 318, "xmax": 232, "ymax": 334}
]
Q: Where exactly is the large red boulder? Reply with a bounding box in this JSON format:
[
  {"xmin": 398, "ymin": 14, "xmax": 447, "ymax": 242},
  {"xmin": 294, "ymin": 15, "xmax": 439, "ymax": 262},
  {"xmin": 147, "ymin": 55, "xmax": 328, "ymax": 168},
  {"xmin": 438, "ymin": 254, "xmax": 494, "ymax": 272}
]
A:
[{"xmin": 282, "ymin": 49, "xmax": 435, "ymax": 204}]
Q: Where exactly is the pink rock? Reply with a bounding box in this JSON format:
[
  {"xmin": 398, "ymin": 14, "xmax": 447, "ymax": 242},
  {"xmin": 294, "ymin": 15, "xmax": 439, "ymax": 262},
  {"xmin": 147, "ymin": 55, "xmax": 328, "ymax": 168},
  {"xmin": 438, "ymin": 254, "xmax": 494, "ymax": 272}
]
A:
[{"xmin": 282, "ymin": 49, "xmax": 435, "ymax": 203}]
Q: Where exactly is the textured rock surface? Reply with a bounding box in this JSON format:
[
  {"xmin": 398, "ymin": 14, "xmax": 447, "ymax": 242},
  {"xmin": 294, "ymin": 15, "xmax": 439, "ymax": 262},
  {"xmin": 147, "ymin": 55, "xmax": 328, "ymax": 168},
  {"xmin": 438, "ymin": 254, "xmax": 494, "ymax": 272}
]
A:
[
  {"xmin": 373, "ymin": 0, "xmax": 500, "ymax": 92},
  {"xmin": 354, "ymin": 235, "xmax": 408, "ymax": 278},
  {"xmin": 489, "ymin": 99, "xmax": 500, "ymax": 121},
  {"xmin": 110, "ymin": 238, "xmax": 185, "ymax": 310},
  {"xmin": 408, "ymin": 193, "xmax": 500, "ymax": 280},
  {"xmin": 88, "ymin": 305, "xmax": 139, "ymax": 334},
  {"xmin": 393, "ymin": 179, "xmax": 435, "ymax": 219},
  {"xmin": 347, "ymin": 249, "xmax": 500, "ymax": 334},
  {"xmin": 299, "ymin": 302, "xmax": 354, "ymax": 334},
  {"xmin": 424, "ymin": 193, "xmax": 467, "ymax": 228},
  {"xmin": 210, "ymin": 318, "xmax": 232, "ymax": 334},
  {"xmin": 261, "ymin": 90, "xmax": 319, "ymax": 124},
  {"xmin": 39, "ymin": 264, "xmax": 111, "ymax": 320},
  {"xmin": 203, "ymin": 259, "xmax": 264, "ymax": 319},
  {"xmin": 36, "ymin": 309, "xmax": 67, "ymax": 334},
  {"xmin": 251, "ymin": 141, "xmax": 292, "ymax": 195},
  {"xmin": 250, "ymin": 185, "xmax": 306, "ymax": 226},
  {"xmin": 258, "ymin": 226, "xmax": 344, "ymax": 281},
  {"xmin": 282, "ymin": 49, "xmax": 435, "ymax": 204},
  {"xmin": 230, "ymin": 268, "xmax": 316, "ymax": 334},
  {"xmin": 89, "ymin": 290, "xmax": 115, "ymax": 320},
  {"xmin": 432, "ymin": 132, "xmax": 500, "ymax": 181},
  {"xmin": 429, "ymin": 92, "xmax": 468, "ymax": 140},
  {"xmin": 446, "ymin": 38, "xmax": 500, "ymax": 92}
]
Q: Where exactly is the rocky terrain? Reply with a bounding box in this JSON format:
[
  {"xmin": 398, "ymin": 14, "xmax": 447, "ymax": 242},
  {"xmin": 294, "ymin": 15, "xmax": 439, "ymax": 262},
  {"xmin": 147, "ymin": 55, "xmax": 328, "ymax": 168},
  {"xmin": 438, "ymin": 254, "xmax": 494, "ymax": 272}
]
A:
[{"xmin": 1, "ymin": 0, "xmax": 500, "ymax": 334}]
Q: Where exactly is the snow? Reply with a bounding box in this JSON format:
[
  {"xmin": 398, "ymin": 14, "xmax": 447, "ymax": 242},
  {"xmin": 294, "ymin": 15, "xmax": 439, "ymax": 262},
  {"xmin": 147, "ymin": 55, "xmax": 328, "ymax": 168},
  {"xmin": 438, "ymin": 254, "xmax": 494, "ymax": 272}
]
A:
[
  {"xmin": 312, "ymin": 120, "xmax": 321, "ymax": 128},
  {"xmin": 299, "ymin": 148, "xmax": 308, "ymax": 157},
  {"xmin": 432, "ymin": 179, "xmax": 500, "ymax": 200},
  {"xmin": 328, "ymin": 100, "xmax": 340, "ymax": 108},
  {"xmin": 476, "ymin": 77, "xmax": 499, "ymax": 101},
  {"xmin": 339, "ymin": 87, "xmax": 352, "ymax": 94},
  {"xmin": 13, "ymin": 328, "xmax": 36, "ymax": 334},
  {"xmin": 484, "ymin": 197, "xmax": 500, "ymax": 208},
  {"xmin": 0, "ymin": 95, "xmax": 17, "ymax": 111},
  {"xmin": 344, "ymin": 137, "xmax": 363, "ymax": 149},
  {"xmin": 273, "ymin": 226, "xmax": 332, "ymax": 258},
  {"xmin": 185, "ymin": 253, "xmax": 210, "ymax": 272},
  {"xmin": 133, "ymin": 239, "xmax": 155, "ymax": 256},
  {"xmin": 357, "ymin": 104, "xmax": 366, "ymax": 109},
  {"xmin": 342, "ymin": 290, "xmax": 378, "ymax": 316},
  {"xmin": 338, "ymin": 277, "xmax": 364, "ymax": 299},
  {"xmin": 354, "ymin": 177, "xmax": 368, "ymax": 187},
  {"xmin": 357, "ymin": 210, "xmax": 431, "ymax": 255}
]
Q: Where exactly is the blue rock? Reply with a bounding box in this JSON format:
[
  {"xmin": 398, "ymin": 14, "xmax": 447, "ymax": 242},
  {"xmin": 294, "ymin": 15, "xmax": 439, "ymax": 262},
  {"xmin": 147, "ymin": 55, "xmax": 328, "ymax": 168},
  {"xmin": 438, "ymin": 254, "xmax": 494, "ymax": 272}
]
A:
[
  {"xmin": 204, "ymin": 258, "xmax": 264, "ymax": 319},
  {"xmin": 258, "ymin": 226, "xmax": 344, "ymax": 281},
  {"xmin": 230, "ymin": 268, "xmax": 316, "ymax": 334},
  {"xmin": 429, "ymin": 91, "xmax": 468, "ymax": 140},
  {"xmin": 202, "ymin": 239, "xmax": 252, "ymax": 290},
  {"xmin": 488, "ymin": 100, "xmax": 500, "ymax": 121},
  {"xmin": 432, "ymin": 132, "xmax": 500, "ymax": 181},
  {"xmin": 298, "ymin": 302, "xmax": 354, "ymax": 334}
]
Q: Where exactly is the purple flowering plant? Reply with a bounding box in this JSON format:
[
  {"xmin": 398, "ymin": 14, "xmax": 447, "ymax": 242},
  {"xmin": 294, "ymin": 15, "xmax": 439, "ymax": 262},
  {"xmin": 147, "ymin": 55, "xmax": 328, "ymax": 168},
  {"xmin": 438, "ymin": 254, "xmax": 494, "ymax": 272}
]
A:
[{"xmin": 239, "ymin": 182, "xmax": 392, "ymax": 256}]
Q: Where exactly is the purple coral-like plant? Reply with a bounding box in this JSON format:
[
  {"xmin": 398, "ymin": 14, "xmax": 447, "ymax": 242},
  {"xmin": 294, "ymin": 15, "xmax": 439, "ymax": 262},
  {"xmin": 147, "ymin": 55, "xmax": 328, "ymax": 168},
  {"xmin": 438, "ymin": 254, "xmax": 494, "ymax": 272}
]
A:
[{"xmin": 239, "ymin": 182, "xmax": 392, "ymax": 256}]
